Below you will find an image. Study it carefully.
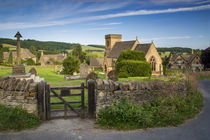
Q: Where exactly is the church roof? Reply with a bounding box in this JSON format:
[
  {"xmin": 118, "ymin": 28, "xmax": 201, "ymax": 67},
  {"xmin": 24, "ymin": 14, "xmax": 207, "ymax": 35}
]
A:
[
  {"xmin": 135, "ymin": 43, "xmax": 151, "ymax": 54},
  {"xmin": 108, "ymin": 40, "xmax": 136, "ymax": 58}
]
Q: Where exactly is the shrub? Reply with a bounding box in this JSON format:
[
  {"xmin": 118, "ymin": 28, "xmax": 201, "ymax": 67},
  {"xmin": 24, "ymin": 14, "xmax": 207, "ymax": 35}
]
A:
[
  {"xmin": 117, "ymin": 49, "xmax": 146, "ymax": 62},
  {"xmin": 8, "ymin": 51, "xmax": 13, "ymax": 64},
  {"xmin": 97, "ymin": 91, "xmax": 203, "ymax": 130},
  {"xmin": 116, "ymin": 60, "xmax": 152, "ymax": 77},
  {"xmin": 119, "ymin": 72, "xmax": 129, "ymax": 78},
  {"xmin": 0, "ymin": 105, "xmax": 41, "ymax": 131},
  {"xmin": 63, "ymin": 56, "xmax": 80, "ymax": 75}
]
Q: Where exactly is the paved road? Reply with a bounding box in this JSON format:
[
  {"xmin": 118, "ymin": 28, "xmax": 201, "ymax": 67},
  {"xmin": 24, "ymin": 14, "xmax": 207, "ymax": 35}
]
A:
[{"xmin": 0, "ymin": 80, "xmax": 210, "ymax": 140}]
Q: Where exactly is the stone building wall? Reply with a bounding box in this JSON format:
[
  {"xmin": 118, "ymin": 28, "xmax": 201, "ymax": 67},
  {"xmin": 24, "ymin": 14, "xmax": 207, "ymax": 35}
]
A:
[
  {"xmin": 0, "ymin": 77, "xmax": 38, "ymax": 115},
  {"xmin": 95, "ymin": 79, "xmax": 187, "ymax": 113}
]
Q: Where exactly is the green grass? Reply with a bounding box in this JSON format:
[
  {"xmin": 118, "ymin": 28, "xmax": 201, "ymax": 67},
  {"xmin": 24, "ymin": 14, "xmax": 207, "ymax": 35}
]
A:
[
  {"xmin": 199, "ymin": 76, "xmax": 210, "ymax": 80},
  {"xmin": 97, "ymin": 91, "xmax": 203, "ymax": 130},
  {"xmin": 0, "ymin": 105, "xmax": 41, "ymax": 131},
  {"xmin": 2, "ymin": 43, "xmax": 16, "ymax": 51}
]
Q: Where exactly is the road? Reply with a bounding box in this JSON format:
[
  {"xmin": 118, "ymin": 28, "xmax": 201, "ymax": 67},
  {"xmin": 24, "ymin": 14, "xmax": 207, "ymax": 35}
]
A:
[{"xmin": 0, "ymin": 80, "xmax": 210, "ymax": 140}]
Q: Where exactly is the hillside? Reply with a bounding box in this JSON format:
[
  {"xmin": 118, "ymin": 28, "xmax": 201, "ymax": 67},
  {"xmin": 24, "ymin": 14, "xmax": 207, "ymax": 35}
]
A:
[{"xmin": 2, "ymin": 43, "xmax": 16, "ymax": 51}]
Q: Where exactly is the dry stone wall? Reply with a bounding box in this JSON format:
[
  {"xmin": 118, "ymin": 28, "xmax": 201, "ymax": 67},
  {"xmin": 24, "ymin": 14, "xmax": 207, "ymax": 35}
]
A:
[
  {"xmin": 0, "ymin": 77, "xmax": 38, "ymax": 115},
  {"xmin": 95, "ymin": 79, "xmax": 187, "ymax": 113}
]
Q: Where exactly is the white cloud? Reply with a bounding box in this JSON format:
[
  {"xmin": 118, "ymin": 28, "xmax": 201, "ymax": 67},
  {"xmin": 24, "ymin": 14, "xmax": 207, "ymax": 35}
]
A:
[
  {"xmin": 87, "ymin": 27, "xmax": 113, "ymax": 31},
  {"xmin": 0, "ymin": 4, "xmax": 210, "ymax": 30},
  {"xmin": 102, "ymin": 22, "xmax": 122, "ymax": 25}
]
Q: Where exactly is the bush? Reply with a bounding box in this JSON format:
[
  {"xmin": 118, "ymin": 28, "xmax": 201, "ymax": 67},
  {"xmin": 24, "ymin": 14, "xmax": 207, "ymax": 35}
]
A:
[
  {"xmin": 63, "ymin": 56, "xmax": 80, "ymax": 75},
  {"xmin": 119, "ymin": 72, "xmax": 129, "ymax": 78},
  {"xmin": 0, "ymin": 105, "xmax": 41, "ymax": 131},
  {"xmin": 116, "ymin": 60, "xmax": 152, "ymax": 77},
  {"xmin": 97, "ymin": 91, "xmax": 203, "ymax": 130},
  {"xmin": 117, "ymin": 49, "xmax": 146, "ymax": 62}
]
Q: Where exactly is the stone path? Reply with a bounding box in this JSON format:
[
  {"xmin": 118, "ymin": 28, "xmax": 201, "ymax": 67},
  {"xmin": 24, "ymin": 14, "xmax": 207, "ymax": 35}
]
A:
[{"xmin": 0, "ymin": 80, "xmax": 210, "ymax": 140}]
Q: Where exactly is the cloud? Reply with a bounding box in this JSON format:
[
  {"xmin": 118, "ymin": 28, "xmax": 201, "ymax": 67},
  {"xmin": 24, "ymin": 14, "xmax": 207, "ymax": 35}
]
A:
[
  {"xmin": 141, "ymin": 36, "xmax": 192, "ymax": 41},
  {"xmin": 87, "ymin": 27, "xmax": 113, "ymax": 31},
  {"xmin": 102, "ymin": 22, "xmax": 122, "ymax": 25},
  {"xmin": 0, "ymin": 4, "xmax": 210, "ymax": 30},
  {"xmin": 0, "ymin": 1, "xmax": 32, "ymax": 8}
]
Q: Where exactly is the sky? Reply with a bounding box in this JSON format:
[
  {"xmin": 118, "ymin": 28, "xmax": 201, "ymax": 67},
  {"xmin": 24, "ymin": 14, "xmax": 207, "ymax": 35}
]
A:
[{"xmin": 0, "ymin": 0, "xmax": 210, "ymax": 49}]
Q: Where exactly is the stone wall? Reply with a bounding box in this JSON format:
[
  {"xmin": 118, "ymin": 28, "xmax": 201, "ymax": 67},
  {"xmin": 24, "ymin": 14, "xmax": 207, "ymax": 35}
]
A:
[
  {"xmin": 0, "ymin": 77, "xmax": 38, "ymax": 115},
  {"xmin": 95, "ymin": 79, "xmax": 187, "ymax": 113}
]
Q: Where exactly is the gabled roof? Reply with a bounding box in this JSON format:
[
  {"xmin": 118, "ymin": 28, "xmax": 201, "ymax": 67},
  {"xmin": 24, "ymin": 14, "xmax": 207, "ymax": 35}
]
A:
[
  {"xmin": 3, "ymin": 48, "xmax": 35, "ymax": 60},
  {"xmin": 134, "ymin": 43, "xmax": 151, "ymax": 54},
  {"xmin": 108, "ymin": 40, "xmax": 136, "ymax": 58},
  {"xmin": 181, "ymin": 54, "xmax": 198, "ymax": 64}
]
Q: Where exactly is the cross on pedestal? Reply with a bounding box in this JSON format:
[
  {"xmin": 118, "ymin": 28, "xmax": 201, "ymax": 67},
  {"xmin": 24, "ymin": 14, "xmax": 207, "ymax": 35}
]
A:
[{"xmin": 12, "ymin": 31, "xmax": 26, "ymax": 75}]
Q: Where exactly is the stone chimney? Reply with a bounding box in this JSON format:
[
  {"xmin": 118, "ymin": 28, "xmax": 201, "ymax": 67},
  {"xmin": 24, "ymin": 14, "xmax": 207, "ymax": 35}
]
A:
[{"xmin": 192, "ymin": 49, "xmax": 194, "ymax": 54}]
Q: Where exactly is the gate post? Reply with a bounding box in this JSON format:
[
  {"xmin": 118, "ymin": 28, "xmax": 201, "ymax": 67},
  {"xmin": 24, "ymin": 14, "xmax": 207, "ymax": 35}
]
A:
[
  {"xmin": 37, "ymin": 81, "xmax": 46, "ymax": 120},
  {"xmin": 88, "ymin": 79, "xmax": 95, "ymax": 118}
]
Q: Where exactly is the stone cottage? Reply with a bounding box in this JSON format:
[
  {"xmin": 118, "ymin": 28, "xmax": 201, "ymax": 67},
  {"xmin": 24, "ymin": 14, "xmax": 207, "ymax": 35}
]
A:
[
  {"xmin": 168, "ymin": 50, "xmax": 203, "ymax": 71},
  {"xmin": 3, "ymin": 48, "xmax": 36, "ymax": 64},
  {"xmin": 103, "ymin": 34, "xmax": 163, "ymax": 75},
  {"xmin": 39, "ymin": 50, "xmax": 67, "ymax": 66}
]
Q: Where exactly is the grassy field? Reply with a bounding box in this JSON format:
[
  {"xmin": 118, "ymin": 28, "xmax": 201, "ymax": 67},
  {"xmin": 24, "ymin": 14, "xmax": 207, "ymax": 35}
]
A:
[
  {"xmin": 67, "ymin": 45, "xmax": 105, "ymax": 58},
  {"xmin": 2, "ymin": 43, "xmax": 16, "ymax": 51}
]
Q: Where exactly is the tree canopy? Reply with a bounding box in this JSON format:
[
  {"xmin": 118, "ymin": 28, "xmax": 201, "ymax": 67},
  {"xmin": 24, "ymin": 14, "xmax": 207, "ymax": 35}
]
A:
[{"xmin": 201, "ymin": 47, "xmax": 210, "ymax": 69}]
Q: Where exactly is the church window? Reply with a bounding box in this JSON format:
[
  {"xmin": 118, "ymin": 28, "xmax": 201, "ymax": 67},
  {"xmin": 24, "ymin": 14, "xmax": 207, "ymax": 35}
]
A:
[{"xmin": 150, "ymin": 56, "xmax": 156, "ymax": 71}]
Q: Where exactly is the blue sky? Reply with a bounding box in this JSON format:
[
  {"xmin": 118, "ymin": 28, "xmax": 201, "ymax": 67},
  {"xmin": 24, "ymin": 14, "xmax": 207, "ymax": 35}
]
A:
[{"xmin": 0, "ymin": 0, "xmax": 210, "ymax": 49}]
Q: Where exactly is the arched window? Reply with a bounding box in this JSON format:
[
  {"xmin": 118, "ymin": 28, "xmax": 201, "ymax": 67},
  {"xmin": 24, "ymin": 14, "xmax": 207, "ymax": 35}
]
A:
[{"xmin": 150, "ymin": 56, "xmax": 156, "ymax": 71}]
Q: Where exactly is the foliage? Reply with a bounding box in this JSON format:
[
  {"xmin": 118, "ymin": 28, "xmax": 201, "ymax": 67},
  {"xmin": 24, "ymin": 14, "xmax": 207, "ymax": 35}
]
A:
[
  {"xmin": 63, "ymin": 56, "xmax": 80, "ymax": 75},
  {"xmin": 0, "ymin": 105, "xmax": 41, "ymax": 131},
  {"xmin": 0, "ymin": 38, "xmax": 75, "ymax": 54},
  {"xmin": 97, "ymin": 91, "xmax": 203, "ymax": 130},
  {"xmin": 72, "ymin": 44, "xmax": 86, "ymax": 63},
  {"xmin": 157, "ymin": 47, "xmax": 193, "ymax": 54},
  {"xmin": 201, "ymin": 47, "xmax": 210, "ymax": 69},
  {"xmin": 117, "ymin": 49, "xmax": 146, "ymax": 62},
  {"xmin": 8, "ymin": 51, "xmax": 13, "ymax": 64},
  {"xmin": 116, "ymin": 60, "xmax": 152, "ymax": 77},
  {"xmin": 21, "ymin": 58, "xmax": 36, "ymax": 65},
  {"xmin": 0, "ymin": 44, "xmax": 3, "ymax": 64},
  {"xmin": 163, "ymin": 65, "xmax": 166, "ymax": 75},
  {"xmin": 87, "ymin": 44, "xmax": 105, "ymax": 49},
  {"xmin": 119, "ymin": 72, "xmax": 129, "ymax": 78},
  {"xmin": 29, "ymin": 46, "xmax": 37, "ymax": 56}
]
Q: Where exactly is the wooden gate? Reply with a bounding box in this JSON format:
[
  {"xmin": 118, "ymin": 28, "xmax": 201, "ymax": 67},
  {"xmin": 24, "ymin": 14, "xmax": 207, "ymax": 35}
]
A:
[{"xmin": 37, "ymin": 80, "xmax": 95, "ymax": 120}]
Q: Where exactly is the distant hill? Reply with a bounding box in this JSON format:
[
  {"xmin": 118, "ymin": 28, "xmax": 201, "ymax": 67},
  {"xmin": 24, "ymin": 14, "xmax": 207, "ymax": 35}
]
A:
[
  {"xmin": 157, "ymin": 47, "xmax": 192, "ymax": 54},
  {"xmin": 87, "ymin": 44, "xmax": 105, "ymax": 49},
  {"xmin": 0, "ymin": 38, "xmax": 77, "ymax": 54}
]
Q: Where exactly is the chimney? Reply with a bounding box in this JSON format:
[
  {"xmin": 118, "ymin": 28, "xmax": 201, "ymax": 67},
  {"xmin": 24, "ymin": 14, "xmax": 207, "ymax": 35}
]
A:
[{"xmin": 192, "ymin": 49, "xmax": 194, "ymax": 54}]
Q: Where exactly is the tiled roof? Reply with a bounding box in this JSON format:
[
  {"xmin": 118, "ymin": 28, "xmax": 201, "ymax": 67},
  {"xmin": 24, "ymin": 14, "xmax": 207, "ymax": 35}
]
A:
[
  {"xmin": 108, "ymin": 40, "xmax": 136, "ymax": 58},
  {"xmin": 135, "ymin": 43, "xmax": 151, "ymax": 54}
]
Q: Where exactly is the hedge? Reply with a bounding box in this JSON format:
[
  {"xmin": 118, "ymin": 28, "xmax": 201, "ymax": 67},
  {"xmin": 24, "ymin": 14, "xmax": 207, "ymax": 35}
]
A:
[
  {"xmin": 117, "ymin": 49, "xmax": 146, "ymax": 62},
  {"xmin": 116, "ymin": 60, "xmax": 152, "ymax": 77}
]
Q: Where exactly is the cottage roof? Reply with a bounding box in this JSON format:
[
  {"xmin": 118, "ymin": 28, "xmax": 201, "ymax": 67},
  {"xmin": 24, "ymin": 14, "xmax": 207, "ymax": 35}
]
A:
[
  {"xmin": 90, "ymin": 58, "xmax": 104, "ymax": 66},
  {"xmin": 135, "ymin": 43, "xmax": 151, "ymax": 54},
  {"xmin": 108, "ymin": 40, "xmax": 136, "ymax": 58},
  {"xmin": 41, "ymin": 54, "xmax": 66, "ymax": 62},
  {"xmin": 3, "ymin": 48, "xmax": 35, "ymax": 60},
  {"xmin": 181, "ymin": 54, "xmax": 198, "ymax": 63}
]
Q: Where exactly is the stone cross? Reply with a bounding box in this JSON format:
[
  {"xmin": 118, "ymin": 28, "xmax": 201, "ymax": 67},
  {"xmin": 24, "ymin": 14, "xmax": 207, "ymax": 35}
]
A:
[{"xmin": 14, "ymin": 31, "xmax": 22, "ymax": 65}]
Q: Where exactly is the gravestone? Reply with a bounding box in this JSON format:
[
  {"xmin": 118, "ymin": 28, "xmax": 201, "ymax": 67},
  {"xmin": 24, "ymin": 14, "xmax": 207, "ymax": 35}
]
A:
[
  {"xmin": 29, "ymin": 67, "xmax": 37, "ymax": 76},
  {"xmin": 80, "ymin": 64, "xmax": 92, "ymax": 78},
  {"xmin": 86, "ymin": 72, "xmax": 99, "ymax": 86},
  {"xmin": 107, "ymin": 70, "xmax": 119, "ymax": 81}
]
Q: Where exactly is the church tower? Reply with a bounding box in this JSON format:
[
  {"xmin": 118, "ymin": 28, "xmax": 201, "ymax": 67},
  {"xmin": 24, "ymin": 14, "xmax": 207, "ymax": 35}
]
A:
[{"xmin": 104, "ymin": 34, "xmax": 122, "ymax": 57}]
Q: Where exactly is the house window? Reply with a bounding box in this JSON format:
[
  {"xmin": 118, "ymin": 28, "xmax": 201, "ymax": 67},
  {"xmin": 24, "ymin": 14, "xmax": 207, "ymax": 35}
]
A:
[{"xmin": 150, "ymin": 56, "xmax": 156, "ymax": 71}]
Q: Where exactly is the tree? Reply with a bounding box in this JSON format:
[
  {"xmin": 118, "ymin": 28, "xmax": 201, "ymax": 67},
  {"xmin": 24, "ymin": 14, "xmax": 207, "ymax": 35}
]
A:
[
  {"xmin": 0, "ymin": 44, "xmax": 3, "ymax": 64},
  {"xmin": 63, "ymin": 56, "xmax": 80, "ymax": 75},
  {"xmin": 8, "ymin": 51, "xmax": 13, "ymax": 64},
  {"xmin": 201, "ymin": 47, "xmax": 210, "ymax": 70},
  {"xmin": 29, "ymin": 46, "xmax": 37, "ymax": 56},
  {"xmin": 72, "ymin": 44, "xmax": 86, "ymax": 63}
]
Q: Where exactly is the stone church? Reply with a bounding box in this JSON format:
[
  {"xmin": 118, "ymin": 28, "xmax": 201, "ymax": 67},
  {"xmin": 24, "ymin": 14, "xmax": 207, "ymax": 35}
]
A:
[{"xmin": 103, "ymin": 34, "xmax": 163, "ymax": 75}]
